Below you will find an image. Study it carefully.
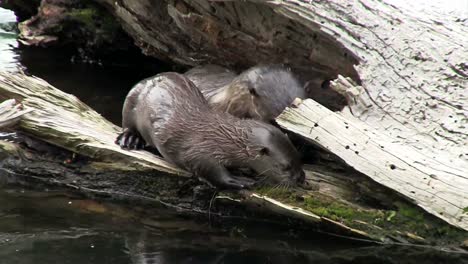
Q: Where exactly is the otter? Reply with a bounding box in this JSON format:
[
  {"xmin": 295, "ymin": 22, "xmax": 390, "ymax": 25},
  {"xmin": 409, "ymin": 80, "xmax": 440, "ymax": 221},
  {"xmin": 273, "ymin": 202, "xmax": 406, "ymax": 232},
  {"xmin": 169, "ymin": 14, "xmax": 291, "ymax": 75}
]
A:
[
  {"xmin": 185, "ymin": 64, "xmax": 306, "ymax": 123},
  {"xmin": 115, "ymin": 72, "xmax": 305, "ymax": 189}
]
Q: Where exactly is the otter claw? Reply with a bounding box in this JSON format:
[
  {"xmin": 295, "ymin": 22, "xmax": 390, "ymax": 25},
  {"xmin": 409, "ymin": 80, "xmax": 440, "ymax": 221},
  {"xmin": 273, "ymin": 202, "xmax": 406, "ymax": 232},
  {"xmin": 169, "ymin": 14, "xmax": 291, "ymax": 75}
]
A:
[
  {"xmin": 115, "ymin": 131, "xmax": 145, "ymax": 150},
  {"xmin": 226, "ymin": 180, "xmax": 244, "ymax": 189},
  {"xmin": 116, "ymin": 132, "xmax": 129, "ymax": 148},
  {"xmin": 115, "ymin": 135, "xmax": 119, "ymax": 144},
  {"xmin": 125, "ymin": 135, "xmax": 132, "ymax": 148},
  {"xmin": 224, "ymin": 178, "xmax": 254, "ymax": 190},
  {"xmin": 132, "ymin": 135, "xmax": 146, "ymax": 149},
  {"xmin": 133, "ymin": 137, "xmax": 140, "ymax": 149},
  {"xmin": 127, "ymin": 135, "xmax": 136, "ymax": 149}
]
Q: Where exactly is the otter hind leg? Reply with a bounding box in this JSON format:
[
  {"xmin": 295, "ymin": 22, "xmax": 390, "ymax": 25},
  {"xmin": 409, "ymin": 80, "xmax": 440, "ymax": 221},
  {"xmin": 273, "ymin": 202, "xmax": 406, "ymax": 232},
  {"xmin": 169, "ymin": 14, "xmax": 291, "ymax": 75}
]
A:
[{"xmin": 115, "ymin": 129, "xmax": 146, "ymax": 150}]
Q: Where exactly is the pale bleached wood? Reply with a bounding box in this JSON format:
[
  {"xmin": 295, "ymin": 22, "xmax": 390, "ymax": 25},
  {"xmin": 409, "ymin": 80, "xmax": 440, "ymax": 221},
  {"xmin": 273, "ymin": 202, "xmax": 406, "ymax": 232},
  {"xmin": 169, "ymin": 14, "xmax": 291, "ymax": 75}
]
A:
[
  {"xmin": 277, "ymin": 98, "xmax": 468, "ymax": 231},
  {"xmin": 0, "ymin": 72, "xmax": 187, "ymax": 176},
  {"xmin": 270, "ymin": 0, "xmax": 467, "ymax": 169},
  {"xmin": 0, "ymin": 99, "xmax": 32, "ymax": 129}
]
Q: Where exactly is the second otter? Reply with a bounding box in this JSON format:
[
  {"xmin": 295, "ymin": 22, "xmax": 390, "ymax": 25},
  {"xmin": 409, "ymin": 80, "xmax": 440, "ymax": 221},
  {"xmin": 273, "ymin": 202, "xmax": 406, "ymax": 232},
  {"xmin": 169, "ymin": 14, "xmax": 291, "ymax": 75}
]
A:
[
  {"xmin": 116, "ymin": 73, "xmax": 305, "ymax": 190},
  {"xmin": 185, "ymin": 65, "xmax": 306, "ymax": 123}
]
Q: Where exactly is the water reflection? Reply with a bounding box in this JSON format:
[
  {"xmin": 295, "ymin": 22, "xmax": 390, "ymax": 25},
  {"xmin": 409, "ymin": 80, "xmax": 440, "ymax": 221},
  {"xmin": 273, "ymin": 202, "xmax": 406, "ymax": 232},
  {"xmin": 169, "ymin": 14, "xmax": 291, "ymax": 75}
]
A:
[
  {"xmin": 0, "ymin": 8, "xmax": 20, "ymax": 71},
  {"xmin": 0, "ymin": 7, "xmax": 168, "ymax": 125},
  {"xmin": 17, "ymin": 47, "xmax": 158, "ymax": 124},
  {"xmin": 0, "ymin": 188, "xmax": 466, "ymax": 264}
]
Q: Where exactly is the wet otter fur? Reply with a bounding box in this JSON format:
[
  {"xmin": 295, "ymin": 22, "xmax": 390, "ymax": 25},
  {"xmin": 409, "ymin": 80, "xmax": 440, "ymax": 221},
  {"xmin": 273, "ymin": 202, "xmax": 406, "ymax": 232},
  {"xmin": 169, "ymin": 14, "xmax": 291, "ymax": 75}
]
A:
[
  {"xmin": 185, "ymin": 64, "xmax": 306, "ymax": 123},
  {"xmin": 115, "ymin": 72, "xmax": 305, "ymax": 189}
]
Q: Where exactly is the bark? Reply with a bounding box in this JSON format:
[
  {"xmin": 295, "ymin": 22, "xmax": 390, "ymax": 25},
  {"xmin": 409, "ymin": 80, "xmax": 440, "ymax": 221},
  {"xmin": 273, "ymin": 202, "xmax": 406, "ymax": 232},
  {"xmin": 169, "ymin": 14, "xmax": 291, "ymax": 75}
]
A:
[{"xmin": 0, "ymin": 72, "xmax": 466, "ymax": 248}]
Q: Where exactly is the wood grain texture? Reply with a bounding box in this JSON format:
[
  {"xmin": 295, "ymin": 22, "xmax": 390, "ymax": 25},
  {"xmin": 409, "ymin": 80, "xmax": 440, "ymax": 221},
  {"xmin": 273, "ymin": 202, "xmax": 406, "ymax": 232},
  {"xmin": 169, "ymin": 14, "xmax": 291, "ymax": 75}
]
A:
[{"xmin": 277, "ymin": 98, "xmax": 468, "ymax": 231}]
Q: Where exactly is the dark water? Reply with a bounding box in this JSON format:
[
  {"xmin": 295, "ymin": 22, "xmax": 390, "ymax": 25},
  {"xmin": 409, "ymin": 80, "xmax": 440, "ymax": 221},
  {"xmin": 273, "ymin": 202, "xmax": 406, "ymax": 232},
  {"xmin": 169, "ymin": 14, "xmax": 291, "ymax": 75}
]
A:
[
  {"xmin": 1, "ymin": 8, "xmax": 467, "ymax": 264},
  {"xmin": 14, "ymin": 47, "xmax": 165, "ymax": 124},
  {"xmin": 0, "ymin": 7, "xmax": 168, "ymax": 125},
  {"xmin": 1, "ymin": 188, "xmax": 466, "ymax": 264}
]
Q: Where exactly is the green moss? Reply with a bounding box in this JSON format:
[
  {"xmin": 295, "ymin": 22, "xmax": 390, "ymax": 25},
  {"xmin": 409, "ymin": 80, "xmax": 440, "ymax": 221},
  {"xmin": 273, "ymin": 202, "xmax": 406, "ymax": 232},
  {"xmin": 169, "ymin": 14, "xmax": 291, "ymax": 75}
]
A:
[
  {"xmin": 395, "ymin": 202, "xmax": 425, "ymax": 221},
  {"xmin": 252, "ymin": 187, "xmax": 467, "ymax": 245},
  {"xmin": 463, "ymin": 207, "xmax": 468, "ymax": 214},
  {"xmin": 67, "ymin": 5, "xmax": 120, "ymax": 42},
  {"xmin": 254, "ymin": 186, "xmax": 295, "ymax": 200},
  {"xmin": 68, "ymin": 8, "xmax": 98, "ymax": 29},
  {"xmin": 302, "ymin": 195, "xmax": 385, "ymax": 224}
]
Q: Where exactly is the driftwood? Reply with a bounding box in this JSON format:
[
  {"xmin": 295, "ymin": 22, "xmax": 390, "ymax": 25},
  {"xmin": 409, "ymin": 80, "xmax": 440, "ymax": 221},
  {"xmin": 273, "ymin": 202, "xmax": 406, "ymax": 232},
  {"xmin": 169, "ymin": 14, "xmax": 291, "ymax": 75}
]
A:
[{"xmin": 0, "ymin": 72, "xmax": 466, "ymax": 248}]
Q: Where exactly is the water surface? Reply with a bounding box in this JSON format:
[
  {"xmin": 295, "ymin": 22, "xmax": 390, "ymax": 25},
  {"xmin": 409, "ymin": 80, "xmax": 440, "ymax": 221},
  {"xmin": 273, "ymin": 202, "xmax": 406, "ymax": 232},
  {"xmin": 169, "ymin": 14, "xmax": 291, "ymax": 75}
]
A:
[{"xmin": 1, "ymin": 188, "xmax": 466, "ymax": 264}]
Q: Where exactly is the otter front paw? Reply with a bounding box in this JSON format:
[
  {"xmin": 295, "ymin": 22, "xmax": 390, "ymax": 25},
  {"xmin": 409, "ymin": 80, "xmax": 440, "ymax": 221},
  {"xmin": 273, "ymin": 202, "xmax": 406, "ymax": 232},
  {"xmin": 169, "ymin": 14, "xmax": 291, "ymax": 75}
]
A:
[
  {"xmin": 115, "ymin": 130, "xmax": 145, "ymax": 150},
  {"xmin": 218, "ymin": 177, "xmax": 255, "ymax": 190}
]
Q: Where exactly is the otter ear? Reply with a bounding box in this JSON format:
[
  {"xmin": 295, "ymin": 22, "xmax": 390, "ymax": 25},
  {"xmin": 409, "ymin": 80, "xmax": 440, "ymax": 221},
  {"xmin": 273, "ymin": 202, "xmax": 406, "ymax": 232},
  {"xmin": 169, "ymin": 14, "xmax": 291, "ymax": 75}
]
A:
[{"xmin": 259, "ymin": 147, "xmax": 270, "ymax": 156}]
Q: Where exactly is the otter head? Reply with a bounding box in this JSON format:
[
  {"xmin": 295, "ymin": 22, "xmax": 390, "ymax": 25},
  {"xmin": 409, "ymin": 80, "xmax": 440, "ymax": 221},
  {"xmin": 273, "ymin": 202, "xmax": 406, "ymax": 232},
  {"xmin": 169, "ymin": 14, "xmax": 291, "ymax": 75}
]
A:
[
  {"xmin": 246, "ymin": 122, "xmax": 305, "ymax": 187},
  {"xmin": 243, "ymin": 66, "xmax": 306, "ymax": 124}
]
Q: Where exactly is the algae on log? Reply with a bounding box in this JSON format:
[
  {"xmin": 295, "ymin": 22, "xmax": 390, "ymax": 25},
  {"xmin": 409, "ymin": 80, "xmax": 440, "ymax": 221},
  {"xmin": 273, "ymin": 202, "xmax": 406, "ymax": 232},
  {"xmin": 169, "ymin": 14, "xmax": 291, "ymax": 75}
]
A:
[{"xmin": 0, "ymin": 72, "xmax": 466, "ymax": 247}]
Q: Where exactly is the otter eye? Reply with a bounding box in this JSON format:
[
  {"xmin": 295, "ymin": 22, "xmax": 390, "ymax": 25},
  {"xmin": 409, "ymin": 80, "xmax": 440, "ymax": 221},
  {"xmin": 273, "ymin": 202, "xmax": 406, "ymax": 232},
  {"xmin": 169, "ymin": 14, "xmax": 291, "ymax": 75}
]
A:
[
  {"xmin": 259, "ymin": 147, "xmax": 270, "ymax": 156},
  {"xmin": 321, "ymin": 80, "xmax": 331, "ymax": 89},
  {"xmin": 248, "ymin": 86, "xmax": 258, "ymax": 96}
]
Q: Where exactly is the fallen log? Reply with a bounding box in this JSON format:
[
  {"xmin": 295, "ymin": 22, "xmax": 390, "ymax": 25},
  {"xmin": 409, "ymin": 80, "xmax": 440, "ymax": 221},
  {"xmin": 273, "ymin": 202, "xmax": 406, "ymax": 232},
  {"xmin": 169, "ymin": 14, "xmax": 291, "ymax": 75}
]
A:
[
  {"xmin": 0, "ymin": 72, "xmax": 466, "ymax": 248},
  {"xmin": 90, "ymin": 0, "xmax": 468, "ymax": 229}
]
